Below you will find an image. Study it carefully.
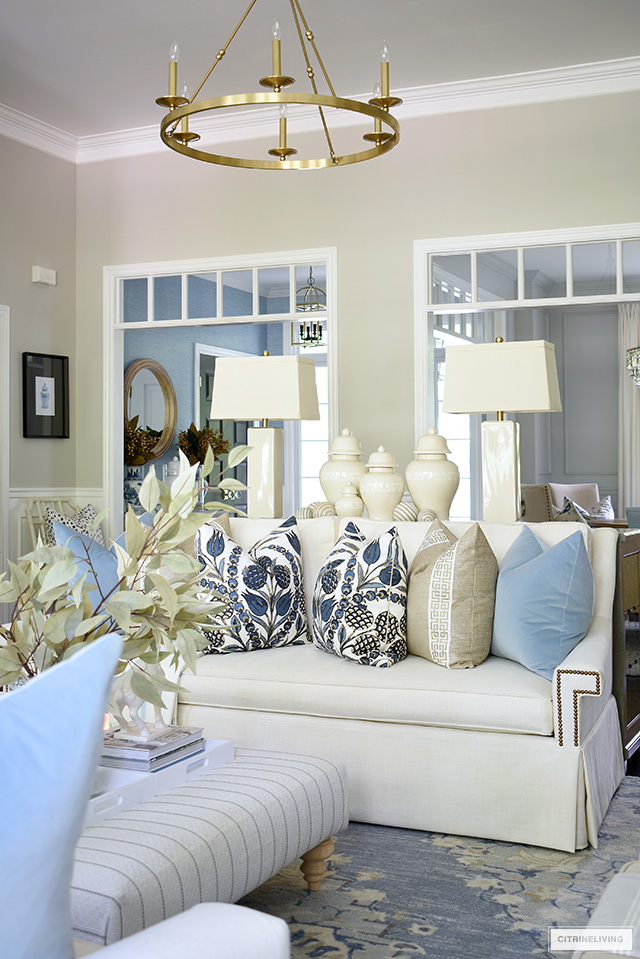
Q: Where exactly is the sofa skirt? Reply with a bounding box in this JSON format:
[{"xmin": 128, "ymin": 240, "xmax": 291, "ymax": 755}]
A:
[{"xmin": 178, "ymin": 695, "xmax": 624, "ymax": 852}]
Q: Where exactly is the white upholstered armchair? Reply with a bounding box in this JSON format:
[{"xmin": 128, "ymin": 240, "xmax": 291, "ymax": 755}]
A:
[{"xmin": 73, "ymin": 904, "xmax": 290, "ymax": 959}]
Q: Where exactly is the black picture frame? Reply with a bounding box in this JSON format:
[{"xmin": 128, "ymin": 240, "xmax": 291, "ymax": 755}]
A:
[{"xmin": 22, "ymin": 352, "xmax": 69, "ymax": 439}]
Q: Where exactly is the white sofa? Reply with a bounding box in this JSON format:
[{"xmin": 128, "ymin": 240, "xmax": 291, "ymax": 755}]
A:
[{"xmin": 177, "ymin": 516, "xmax": 625, "ymax": 853}]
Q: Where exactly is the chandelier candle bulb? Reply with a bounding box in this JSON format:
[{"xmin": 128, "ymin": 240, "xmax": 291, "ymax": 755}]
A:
[
  {"xmin": 172, "ymin": 82, "xmax": 200, "ymax": 145},
  {"xmin": 381, "ymin": 42, "xmax": 390, "ymax": 98},
  {"xmin": 269, "ymin": 103, "xmax": 297, "ymax": 159},
  {"xmin": 373, "ymin": 81, "xmax": 382, "ymax": 135},
  {"xmin": 156, "ymin": 41, "xmax": 189, "ymax": 111},
  {"xmin": 272, "ymin": 19, "xmax": 282, "ymax": 76},
  {"xmin": 181, "ymin": 83, "xmax": 189, "ymax": 134},
  {"xmin": 364, "ymin": 78, "xmax": 393, "ymax": 145},
  {"xmin": 169, "ymin": 42, "xmax": 179, "ymax": 97}
]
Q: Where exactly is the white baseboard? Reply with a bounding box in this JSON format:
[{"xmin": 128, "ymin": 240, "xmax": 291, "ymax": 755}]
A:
[{"xmin": 9, "ymin": 487, "xmax": 105, "ymax": 562}]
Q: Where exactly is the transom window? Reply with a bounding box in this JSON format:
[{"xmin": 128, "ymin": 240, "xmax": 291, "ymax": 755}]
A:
[
  {"xmin": 120, "ymin": 264, "xmax": 329, "ymax": 326},
  {"xmin": 427, "ymin": 234, "xmax": 640, "ymax": 313}
]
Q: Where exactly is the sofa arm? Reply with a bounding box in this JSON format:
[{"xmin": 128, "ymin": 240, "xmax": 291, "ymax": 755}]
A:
[
  {"xmin": 74, "ymin": 904, "xmax": 290, "ymax": 959},
  {"xmin": 553, "ymin": 666, "xmax": 601, "ymax": 747},
  {"xmin": 551, "ymin": 527, "xmax": 617, "ymax": 747},
  {"xmin": 552, "ymin": 611, "xmax": 613, "ymax": 746}
]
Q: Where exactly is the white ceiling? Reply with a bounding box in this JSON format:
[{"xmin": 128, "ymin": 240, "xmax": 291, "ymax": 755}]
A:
[{"xmin": 2, "ymin": 0, "xmax": 640, "ymax": 140}]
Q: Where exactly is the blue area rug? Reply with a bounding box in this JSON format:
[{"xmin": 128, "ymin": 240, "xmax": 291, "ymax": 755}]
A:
[{"xmin": 240, "ymin": 777, "xmax": 640, "ymax": 958}]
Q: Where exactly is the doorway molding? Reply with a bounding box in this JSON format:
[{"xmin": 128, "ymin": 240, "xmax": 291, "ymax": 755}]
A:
[
  {"xmin": 414, "ymin": 221, "xmax": 640, "ymax": 439},
  {"xmin": 0, "ymin": 306, "xmax": 9, "ymax": 573},
  {"xmin": 104, "ymin": 248, "xmax": 338, "ymax": 539}
]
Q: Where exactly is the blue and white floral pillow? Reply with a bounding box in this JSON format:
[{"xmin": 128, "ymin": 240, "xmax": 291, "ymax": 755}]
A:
[
  {"xmin": 552, "ymin": 497, "xmax": 589, "ymax": 523},
  {"xmin": 553, "ymin": 495, "xmax": 615, "ymax": 522},
  {"xmin": 196, "ymin": 516, "xmax": 308, "ymax": 653},
  {"xmin": 312, "ymin": 522, "xmax": 408, "ymax": 667},
  {"xmin": 581, "ymin": 495, "xmax": 615, "ymax": 520}
]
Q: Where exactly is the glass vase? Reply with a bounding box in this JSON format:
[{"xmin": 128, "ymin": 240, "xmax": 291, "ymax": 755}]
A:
[{"xmin": 195, "ymin": 463, "xmax": 207, "ymax": 510}]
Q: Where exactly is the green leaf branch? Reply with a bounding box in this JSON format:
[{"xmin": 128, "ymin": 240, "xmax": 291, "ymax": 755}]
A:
[{"xmin": 0, "ymin": 445, "xmax": 249, "ymax": 705}]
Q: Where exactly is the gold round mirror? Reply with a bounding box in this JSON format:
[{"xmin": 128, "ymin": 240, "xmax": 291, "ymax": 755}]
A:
[{"xmin": 124, "ymin": 359, "xmax": 177, "ymax": 460}]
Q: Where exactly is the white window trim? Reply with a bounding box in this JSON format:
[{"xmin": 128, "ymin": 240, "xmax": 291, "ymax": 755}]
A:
[{"xmin": 104, "ymin": 247, "xmax": 338, "ymax": 539}]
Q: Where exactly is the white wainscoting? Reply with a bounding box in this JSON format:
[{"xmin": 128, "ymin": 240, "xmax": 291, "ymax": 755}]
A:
[{"xmin": 9, "ymin": 487, "xmax": 105, "ymax": 562}]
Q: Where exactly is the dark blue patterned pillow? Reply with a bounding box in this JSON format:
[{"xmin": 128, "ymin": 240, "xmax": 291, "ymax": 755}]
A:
[
  {"xmin": 196, "ymin": 516, "xmax": 308, "ymax": 653},
  {"xmin": 312, "ymin": 522, "xmax": 408, "ymax": 667}
]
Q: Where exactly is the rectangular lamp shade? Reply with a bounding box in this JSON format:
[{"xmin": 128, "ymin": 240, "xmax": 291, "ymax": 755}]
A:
[
  {"xmin": 442, "ymin": 340, "xmax": 562, "ymax": 415},
  {"xmin": 210, "ymin": 354, "xmax": 320, "ymax": 422},
  {"xmin": 209, "ymin": 353, "xmax": 318, "ymax": 519}
]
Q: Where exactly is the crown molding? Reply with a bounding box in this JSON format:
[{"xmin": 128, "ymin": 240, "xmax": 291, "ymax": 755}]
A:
[
  {"xmin": 1, "ymin": 56, "xmax": 639, "ymax": 165},
  {"xmin": 0, "ymin": 103, "xmax": 77, "ymax": 162}
]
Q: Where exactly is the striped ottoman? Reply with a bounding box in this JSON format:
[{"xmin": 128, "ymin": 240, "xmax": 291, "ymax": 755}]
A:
[{"xmin": 71, "ymin": 749, "xmax": 348, "ymax": 947}]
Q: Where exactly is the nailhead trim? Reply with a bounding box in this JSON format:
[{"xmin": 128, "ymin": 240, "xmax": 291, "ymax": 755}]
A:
[{"xmin": 555, "ymin": 668, "xmax": 601, "ymax": 746}]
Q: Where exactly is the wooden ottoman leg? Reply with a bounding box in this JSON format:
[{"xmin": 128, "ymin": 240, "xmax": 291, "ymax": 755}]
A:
[{"xmin": 300, "ymin": 836, "xmax": 335, "ymax": 891}]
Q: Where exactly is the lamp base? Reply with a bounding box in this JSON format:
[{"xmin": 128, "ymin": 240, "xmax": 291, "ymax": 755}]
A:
[
  {"xmin": 481, "ymin": 420, "xmax": 521, "ymax": 523},
  {"xmin": 247, "ymin": 426, "xmax": 283, "ymax": 518}
]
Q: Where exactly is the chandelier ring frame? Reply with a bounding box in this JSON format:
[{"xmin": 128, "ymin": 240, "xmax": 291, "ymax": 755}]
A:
[{"xmin": 160, "ymin": 91, "xmax": 400, "ymax": 170}]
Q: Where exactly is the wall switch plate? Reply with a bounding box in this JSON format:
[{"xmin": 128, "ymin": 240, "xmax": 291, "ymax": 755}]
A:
[{"xmin": 32, "ymin": 266, "xmax": 57, "ymax": 286}]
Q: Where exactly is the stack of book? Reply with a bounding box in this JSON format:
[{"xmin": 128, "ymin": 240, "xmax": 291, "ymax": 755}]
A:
[{"xmin": 101, "ymin": 726, "xmax": 205, "ymax": 772}]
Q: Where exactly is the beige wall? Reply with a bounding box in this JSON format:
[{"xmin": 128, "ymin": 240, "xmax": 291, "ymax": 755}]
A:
[
  {"xmin": 39, "ymin": 88, "xmax": 640, "ymax": 490},
  {"xmin": 0, "ymin": 137, "xmax": 77, "ymax": 488}
]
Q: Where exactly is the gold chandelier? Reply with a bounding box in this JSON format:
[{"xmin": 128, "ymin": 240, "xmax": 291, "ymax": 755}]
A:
[
  {"xmin": 155, "ymin": 0, "xmax": 402, "ymax": 171},
  {"xmin": 292, "ymin": 266, "xmax": 326, "ymax": 347}
]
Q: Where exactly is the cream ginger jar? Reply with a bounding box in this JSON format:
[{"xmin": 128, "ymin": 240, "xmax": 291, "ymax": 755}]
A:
[
  {"xmin": 405, "ymin": 428, "xmax": 460, "ymax": 520},
  {"xmin": 359, "ymin": 447, "xmax": 404, "ymax": 521},
  {"xmin": 335, "ymin": 483, "xmax": 364, "ymax": 518},
  {"xmin": 319, "ymin": 429, "xmax": 367, "ymax": 505}
]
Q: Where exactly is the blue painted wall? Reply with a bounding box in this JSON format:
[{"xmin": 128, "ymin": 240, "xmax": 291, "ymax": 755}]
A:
[{"xmin": 124, "ymin": 322, "xmax": 284, "ymax": 468}]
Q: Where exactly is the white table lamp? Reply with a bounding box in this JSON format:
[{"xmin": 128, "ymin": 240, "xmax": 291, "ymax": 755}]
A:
[
  {"xmin": 442, "ymin": 339, "xmax": 562, "ymax": 522},
  {"xmin": 210, "ymin": 353, "xmax": 319, "ymax": 517}
]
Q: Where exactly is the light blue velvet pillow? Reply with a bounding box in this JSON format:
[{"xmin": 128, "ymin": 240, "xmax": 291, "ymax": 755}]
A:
[
  {"xmin": 112, "ymin": 511, "xmax": 154, "ymax": 550},
  {"xmin": 52, "ymin": 513, "xmax": 155, "ymax": 611},
  {"xmin": 52, "ymin": 521, "xmax": 121, "ymax": 611},
  {"xmin": 0, "ymin": 634, "xmax": 123, "ymax": 959},
  {"xmin": 491, "ymin": 525, "xmax": 594, "ymax": 680}
]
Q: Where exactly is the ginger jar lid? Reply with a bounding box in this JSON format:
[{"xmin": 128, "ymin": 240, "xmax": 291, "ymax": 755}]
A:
[
  {"xmin": 414, "ymin": 427, "xmax": 451, "ymax": 457},
  {"xmin": 328, "ymin": 428, "xmax": 363, "ymax": 458},
  {"xmin": 337, "ymin": 483, "xmax": 361, "ymax": 502},
  {"xmin": 366, "ymin": 446, "xmax": 398, "ymax": 470}
]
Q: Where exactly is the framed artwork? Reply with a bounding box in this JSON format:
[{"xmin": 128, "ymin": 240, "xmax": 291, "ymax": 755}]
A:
[{"xmin": 22, "ymin": 352, "xmax": 69, "ymax": 438}]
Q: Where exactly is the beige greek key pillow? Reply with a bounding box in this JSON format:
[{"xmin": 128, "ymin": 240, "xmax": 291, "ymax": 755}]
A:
[{"xmin": 407, "ymin": 518, "xmax": 498, "ymax": 668}]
